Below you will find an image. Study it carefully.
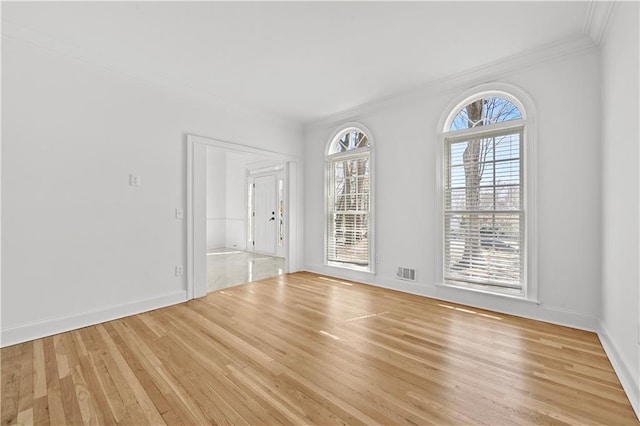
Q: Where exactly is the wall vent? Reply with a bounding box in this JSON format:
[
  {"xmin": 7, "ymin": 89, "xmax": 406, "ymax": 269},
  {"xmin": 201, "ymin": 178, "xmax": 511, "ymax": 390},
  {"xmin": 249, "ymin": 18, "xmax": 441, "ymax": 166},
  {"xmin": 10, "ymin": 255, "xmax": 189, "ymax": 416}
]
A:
[{"xmin": 396, "ymin": 267, "xmax": 416, "ymax": 282}]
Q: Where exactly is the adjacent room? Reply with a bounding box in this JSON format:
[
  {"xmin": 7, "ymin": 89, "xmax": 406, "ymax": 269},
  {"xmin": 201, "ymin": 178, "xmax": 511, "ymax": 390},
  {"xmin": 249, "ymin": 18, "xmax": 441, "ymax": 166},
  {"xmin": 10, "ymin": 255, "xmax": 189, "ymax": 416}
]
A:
[
  {"xmin": 2, "ymin": 1, "xmax": 639, "ymax": 424},
  {"xmin": 205, "ymin": 145, "xmax": 286, "ymax": 292}
]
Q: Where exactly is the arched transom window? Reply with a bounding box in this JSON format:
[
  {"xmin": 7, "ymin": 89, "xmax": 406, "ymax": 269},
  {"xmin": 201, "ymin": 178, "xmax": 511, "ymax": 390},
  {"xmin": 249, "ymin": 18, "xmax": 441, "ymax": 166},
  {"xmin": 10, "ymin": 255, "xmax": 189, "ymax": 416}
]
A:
[
  {"xmin": 329, "ymin": 128, "xmax": 370, "ymax": 153},
  {"xmin": 449, "ymin": 96, "xmax": 522, "ymax": 131},
  {"xmin": 326, "ymin": 126, "xmax": 373, "ymax": 271},
  {"xmin": 442, "ymin": 94, "xmax": 527, "ymax": 294}
]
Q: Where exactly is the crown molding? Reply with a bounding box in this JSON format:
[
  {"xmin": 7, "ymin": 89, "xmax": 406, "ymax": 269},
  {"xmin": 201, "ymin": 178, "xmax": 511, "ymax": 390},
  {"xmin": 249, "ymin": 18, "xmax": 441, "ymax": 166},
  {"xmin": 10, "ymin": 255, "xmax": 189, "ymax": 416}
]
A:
[
  {"xmin": 2, "ymin": 16, "xmax": 601, "ymax": 131},
  {"xmin": 583, "ymin": 0, "xmax": 615, "ymax": 45},
  {"xmin": 307, "ymin": 34, "xmax": 598, "ymax": 130}
]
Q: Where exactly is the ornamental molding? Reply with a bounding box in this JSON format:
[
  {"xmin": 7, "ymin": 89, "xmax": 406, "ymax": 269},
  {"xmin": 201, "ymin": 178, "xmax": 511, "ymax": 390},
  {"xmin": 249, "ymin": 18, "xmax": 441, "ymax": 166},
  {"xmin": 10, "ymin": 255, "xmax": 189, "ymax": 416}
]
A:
[
  {"xmin": 583, "ymin": 0, "xmax": 616, "ymax": 45},
  {"xmin": 307, "ymin": 35, "xmax": 598, "ymax": 129}
]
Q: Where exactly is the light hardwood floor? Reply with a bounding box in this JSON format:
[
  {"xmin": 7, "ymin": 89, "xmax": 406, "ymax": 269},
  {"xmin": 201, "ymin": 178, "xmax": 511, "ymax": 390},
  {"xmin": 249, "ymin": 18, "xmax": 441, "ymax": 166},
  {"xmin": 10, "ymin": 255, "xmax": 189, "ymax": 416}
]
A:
[{"xmin": 2, "ymin": 272, "xmax": 637, "ymax": 425}]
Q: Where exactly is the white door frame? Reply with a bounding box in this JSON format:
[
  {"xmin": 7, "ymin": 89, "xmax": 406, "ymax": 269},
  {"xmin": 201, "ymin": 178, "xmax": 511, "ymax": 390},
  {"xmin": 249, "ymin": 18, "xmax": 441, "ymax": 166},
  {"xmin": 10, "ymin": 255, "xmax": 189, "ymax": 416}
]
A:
[{"xmin": 186, "ymin": 134, "xmax": 301, "ymax": 299}]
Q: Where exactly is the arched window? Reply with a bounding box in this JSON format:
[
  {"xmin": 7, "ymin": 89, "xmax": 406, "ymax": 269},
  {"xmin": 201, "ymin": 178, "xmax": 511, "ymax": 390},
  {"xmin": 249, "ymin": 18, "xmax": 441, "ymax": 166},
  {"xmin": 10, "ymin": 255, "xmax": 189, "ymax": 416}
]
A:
[
  {"xmin": 440, "ymin": 89, "xmax": 534, "ymax": 297},
  {"xmin": 328, "ymin": 128, "xmax": 370, "ymax": 153},
  {"xmin": 325, "ymin": 125, "xmax": 374, "ymax": 272},
  {"xmin": 449, "ymin": 96, "xmax": 522, "ymax": 131}
]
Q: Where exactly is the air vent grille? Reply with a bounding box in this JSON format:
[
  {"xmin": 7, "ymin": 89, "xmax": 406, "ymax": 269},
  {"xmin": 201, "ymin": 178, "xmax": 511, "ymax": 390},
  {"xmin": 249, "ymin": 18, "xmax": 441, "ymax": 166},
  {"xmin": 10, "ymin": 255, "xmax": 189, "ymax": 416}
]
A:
[{"xmin": 396, "ymin": 267, "xmax": 416, "ymax": 282}]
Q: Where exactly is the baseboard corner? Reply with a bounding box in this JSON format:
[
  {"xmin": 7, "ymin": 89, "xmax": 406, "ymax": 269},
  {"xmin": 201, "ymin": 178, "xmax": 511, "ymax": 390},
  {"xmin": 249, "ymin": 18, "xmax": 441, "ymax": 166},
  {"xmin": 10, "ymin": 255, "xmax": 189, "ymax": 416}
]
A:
[{"xmin": 598, "ymin": 322, "xmax": 640, "ymax": 421}]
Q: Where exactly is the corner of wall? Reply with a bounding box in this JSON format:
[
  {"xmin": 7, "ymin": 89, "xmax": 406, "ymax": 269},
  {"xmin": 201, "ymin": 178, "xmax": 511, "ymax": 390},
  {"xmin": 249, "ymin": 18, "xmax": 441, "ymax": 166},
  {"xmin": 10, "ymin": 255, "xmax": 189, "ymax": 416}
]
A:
[{"xmin": 598, "ymin": 321, "xmax": 640, "ymax": 419}]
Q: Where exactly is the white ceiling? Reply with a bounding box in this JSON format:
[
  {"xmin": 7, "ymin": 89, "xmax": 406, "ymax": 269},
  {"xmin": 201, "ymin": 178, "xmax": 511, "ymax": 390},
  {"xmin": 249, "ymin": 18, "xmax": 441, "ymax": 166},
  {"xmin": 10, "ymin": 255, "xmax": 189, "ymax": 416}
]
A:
[{"xmin": 2, "ymin": 1, "xmax": 594, "ymax": 123}]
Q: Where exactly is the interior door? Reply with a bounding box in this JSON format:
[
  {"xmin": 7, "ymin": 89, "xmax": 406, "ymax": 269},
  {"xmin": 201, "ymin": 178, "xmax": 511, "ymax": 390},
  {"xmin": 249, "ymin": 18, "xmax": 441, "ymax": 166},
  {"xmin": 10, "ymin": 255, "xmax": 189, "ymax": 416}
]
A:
[{"xmin": 253, "ymin": 174, "xmax": 277, "ymax": 255}]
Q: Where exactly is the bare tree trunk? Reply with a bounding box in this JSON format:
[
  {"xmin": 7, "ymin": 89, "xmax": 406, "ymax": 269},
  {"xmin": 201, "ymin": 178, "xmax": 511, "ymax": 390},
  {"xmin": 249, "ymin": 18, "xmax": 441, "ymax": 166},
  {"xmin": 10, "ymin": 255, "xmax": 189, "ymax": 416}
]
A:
[
  {"xmin": 335, "ymin": 132, "xmax": 351, "ymax": 246},
  {"xmin": 459, "ymin": 100, "xmax": 484, "ymax": 268},
  {"xmin": 345, "ymin": 159, "xmax": 355, "ymax": 246}
]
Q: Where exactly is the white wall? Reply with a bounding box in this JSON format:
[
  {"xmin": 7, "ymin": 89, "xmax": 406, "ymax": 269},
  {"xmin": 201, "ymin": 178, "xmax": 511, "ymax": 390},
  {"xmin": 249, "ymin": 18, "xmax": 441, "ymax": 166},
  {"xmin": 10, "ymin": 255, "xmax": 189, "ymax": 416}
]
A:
[
  {"xmin": 304, "ymin": 48, "xmax": 602, "ymax": 331},
  {"xmin": 225, "ymin": 152, "xmax": 250, "ymax": 250},
  {"xmin": 600, "ymin": 1, "xmax": 640, "ymax": 415},
  {"xmin": 206, "ymin": 147, "xmax": 227, "ymax": 249},
  {"xmin": 1, "ymin": 36, "xmax": 303, "ymax": 346}
]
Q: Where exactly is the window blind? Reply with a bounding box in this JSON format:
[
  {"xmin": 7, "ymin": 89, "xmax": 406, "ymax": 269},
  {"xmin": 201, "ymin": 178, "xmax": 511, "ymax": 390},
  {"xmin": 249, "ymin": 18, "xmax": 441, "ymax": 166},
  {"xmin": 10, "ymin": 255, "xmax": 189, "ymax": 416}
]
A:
[
  {"xmin": 444, "ymin": 128, "xmax": 524, "ymax": 289},
  {"xmin": 327, "ymin": 154, "xmax": 370, "ymax": 267}
]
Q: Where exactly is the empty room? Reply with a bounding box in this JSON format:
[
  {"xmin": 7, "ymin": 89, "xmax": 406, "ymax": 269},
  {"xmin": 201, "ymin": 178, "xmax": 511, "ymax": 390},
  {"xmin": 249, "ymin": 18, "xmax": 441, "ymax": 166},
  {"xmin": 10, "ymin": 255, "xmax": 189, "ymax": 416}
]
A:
[{"xmin": 1, "ymin": 1, "xmax": 639, "ymax": 425}]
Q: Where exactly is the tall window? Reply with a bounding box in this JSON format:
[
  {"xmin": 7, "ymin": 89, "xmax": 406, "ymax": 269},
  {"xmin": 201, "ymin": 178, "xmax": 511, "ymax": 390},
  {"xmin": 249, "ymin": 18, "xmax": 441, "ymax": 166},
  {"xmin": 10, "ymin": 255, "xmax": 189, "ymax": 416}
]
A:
[
  {"xmin": 326, "ymin": 126, "xmax": 373, "ymax": 271},
  {"xmin": 443, "ymin": 95, "xmax": 527, "ymax": 294}
]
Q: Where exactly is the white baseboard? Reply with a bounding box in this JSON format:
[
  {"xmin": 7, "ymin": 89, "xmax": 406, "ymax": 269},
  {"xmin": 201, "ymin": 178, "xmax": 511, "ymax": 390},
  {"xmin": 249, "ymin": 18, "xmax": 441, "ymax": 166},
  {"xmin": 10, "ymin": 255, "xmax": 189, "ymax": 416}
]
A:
[
  {"xmin": 1, "ymin": 290, "xmax": 187, "ymax": 348},
  {"xmin": 598, "ymin": 323, "xmax": 640, "ymax": 420},
  {"xmin": 303, "ymin": 264, "xmax": 598, "ymax": 332}
]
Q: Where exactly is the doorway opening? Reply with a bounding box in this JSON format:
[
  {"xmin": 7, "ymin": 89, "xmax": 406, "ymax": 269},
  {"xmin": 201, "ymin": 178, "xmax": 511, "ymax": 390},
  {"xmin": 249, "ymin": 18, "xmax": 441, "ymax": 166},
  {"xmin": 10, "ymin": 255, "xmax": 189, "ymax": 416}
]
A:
[
  {"xmin": 205, "ymin": 150, "xmax": 285, "ymax": 292},
  {"xmin": 186, "ymin": 134, "xmax": 300, "ymax": 299}
]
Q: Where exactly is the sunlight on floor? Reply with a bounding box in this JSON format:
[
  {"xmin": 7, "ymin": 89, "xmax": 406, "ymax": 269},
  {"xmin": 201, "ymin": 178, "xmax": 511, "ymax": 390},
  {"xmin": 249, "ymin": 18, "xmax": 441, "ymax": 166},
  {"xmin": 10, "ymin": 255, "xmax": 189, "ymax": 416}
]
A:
[{"xmin": 207, "ymin": 251, "xmax": 243, "ymax": 256}]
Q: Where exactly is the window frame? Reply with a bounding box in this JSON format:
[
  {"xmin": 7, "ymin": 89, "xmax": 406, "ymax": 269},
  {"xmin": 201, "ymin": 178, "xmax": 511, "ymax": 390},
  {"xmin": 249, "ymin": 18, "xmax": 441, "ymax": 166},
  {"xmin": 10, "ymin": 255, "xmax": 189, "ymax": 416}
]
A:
[
  {"xmin": 324, "ymin": 124, "xmax": 375, "ymax": 273},
  {"xmin": 436, "ymin": 84, "xmax": 537, "ymax": 301}
]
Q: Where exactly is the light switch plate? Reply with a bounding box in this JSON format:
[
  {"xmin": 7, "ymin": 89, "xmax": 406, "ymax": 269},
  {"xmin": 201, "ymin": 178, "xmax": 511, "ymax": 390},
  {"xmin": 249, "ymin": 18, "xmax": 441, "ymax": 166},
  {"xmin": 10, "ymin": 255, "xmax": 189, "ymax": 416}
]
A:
[
  {"xmin": 175, "ymin": 208, "xmax": 184, "ymax": 219},
  {"xmin": 129, "ymin": 174, "xmax": 141, "ymax": 186}
]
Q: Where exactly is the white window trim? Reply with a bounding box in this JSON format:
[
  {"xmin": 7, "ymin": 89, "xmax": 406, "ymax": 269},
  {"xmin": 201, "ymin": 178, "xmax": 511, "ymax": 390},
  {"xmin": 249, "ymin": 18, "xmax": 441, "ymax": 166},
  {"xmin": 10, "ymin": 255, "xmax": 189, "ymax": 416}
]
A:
[
  {"xmin": 324, "ymin": 122, "xmax": 376, "ymax": 274},
  {"xmin": 435, "ymin": 83, "xmax": 538, "ymax": 302}
]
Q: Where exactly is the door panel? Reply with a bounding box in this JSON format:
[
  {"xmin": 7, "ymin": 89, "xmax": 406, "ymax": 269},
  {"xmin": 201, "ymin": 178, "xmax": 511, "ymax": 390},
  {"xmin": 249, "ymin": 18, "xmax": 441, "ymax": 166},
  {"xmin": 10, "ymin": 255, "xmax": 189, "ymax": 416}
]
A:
[{"xmin": 253, "ymin": 174, "xmax": 277, "ymax": 255}]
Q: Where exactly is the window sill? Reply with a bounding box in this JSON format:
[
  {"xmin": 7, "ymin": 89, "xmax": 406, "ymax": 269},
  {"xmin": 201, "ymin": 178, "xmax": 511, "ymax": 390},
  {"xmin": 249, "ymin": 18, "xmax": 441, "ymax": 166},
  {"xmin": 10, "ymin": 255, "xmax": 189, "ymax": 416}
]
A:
[{"xmin": 435, "ymin": 281, "xmax": 539, "ymax": 304}]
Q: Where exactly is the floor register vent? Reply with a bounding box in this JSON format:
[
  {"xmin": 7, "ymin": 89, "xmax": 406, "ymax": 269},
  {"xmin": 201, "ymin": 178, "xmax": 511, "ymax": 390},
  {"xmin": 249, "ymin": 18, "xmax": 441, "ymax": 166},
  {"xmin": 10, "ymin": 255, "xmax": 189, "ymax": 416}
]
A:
[{"xmin": 396, "ymin": 267, "xmax": 416, "ymax": 282}]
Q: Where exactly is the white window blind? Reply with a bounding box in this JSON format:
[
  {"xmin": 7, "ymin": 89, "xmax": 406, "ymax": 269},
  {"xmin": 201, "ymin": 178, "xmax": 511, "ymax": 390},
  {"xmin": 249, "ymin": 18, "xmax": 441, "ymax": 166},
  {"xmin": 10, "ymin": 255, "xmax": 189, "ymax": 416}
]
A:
[
  {"xmin": 327, "ymin": 153, "xmax": 370, "ymax": 267},
  {"xmin": 444, "ymin": 128, "xmax": 524, "ymax": 289}
]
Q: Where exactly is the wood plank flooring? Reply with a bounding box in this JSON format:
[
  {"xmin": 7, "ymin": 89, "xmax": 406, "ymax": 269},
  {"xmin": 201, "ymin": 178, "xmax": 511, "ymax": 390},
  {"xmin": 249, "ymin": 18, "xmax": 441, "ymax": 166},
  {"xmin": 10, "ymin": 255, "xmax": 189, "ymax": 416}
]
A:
[{"xmin": 2, "ymin": 272, "xmax": 637, "ymax": 425}]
